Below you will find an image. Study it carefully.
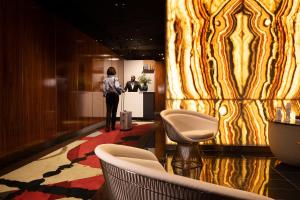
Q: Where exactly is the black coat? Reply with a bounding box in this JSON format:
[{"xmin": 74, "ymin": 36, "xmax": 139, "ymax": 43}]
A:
[{"xmin": 124, "ymin": 81, "xmax": 141, "ymax": 92}]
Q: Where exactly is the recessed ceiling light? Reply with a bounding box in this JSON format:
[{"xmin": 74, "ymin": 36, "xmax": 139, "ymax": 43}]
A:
[
  {"xmin": 99, "ymin": 54, "xmax": 111, "ymax": 57},
  {"xmin": 108, "ymin": 58, "xmax": 120, "ymax": 61}
]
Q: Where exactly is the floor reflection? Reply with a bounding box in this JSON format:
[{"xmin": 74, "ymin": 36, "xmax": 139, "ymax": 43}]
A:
[
  {"xmin": 165, "ymin": 153, "xmax": 300, "ymax": 199},
  {"xmin": 150, "ymin": 118, "xmax": 300, "ymax": 199},
  {"xmin": 171, "ymin": 166, "xmax": 202, "ymax": 179}
]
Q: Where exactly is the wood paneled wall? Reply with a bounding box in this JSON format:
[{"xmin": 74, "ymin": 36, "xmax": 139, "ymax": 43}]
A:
[
  {"xmin": 0, "ymin": 0, "xmax": 122, "ymax": 159},
  {"xmin": 154, "ymin": 61, "xmax": 166, "ymax": 112},
  {"xmin": 142, "ymin": 60, "xmax": 166, "ymax": 112}
]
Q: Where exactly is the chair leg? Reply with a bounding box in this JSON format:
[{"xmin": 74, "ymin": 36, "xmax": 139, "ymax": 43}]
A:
[
  {"xmin": 172, "ymin": 164, "xmax": 202, "ymax": 179},
  {"xmin": 171, "ymin": 143, "xmax": 202, "ymax": 170}
]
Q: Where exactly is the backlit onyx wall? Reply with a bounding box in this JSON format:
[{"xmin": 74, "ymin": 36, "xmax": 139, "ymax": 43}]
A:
[
  {"xmin": 166, "ymin": 0, "xmax": 300, "ymax": 146},
  {"xmin": 0, "ymin": 0, "xmax": 120, "ymax": 158}
]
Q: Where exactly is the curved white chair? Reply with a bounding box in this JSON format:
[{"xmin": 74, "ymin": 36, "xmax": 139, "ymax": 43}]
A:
[
  {"xmin": 95, "ymin": 144, "xmax": 272, "ymax": 200},
  {"xmin": 269, "ymin": 121, "xmax": 300, "ymax": 166},
  {"xmin": 160, "ymin": 109, "xmax": 218, "ymax": 169}
]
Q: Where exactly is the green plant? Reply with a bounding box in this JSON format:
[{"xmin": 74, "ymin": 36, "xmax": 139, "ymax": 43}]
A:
[{"xmin": 138, "ymin": 73, "xmax": 152, "ymax": 84}]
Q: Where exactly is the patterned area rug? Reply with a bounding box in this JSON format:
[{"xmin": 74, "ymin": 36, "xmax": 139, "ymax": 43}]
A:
[{"xmin": 0, "ymin": 122, "xmax": 156, "ymax": 200}]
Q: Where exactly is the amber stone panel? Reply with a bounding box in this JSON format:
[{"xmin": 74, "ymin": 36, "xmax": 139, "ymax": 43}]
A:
[{"xmin": 166, "ymin": 0, "xmax": 300, "ymax": 146}]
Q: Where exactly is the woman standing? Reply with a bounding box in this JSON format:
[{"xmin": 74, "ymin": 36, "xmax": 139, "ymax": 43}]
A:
[{"xmin": 103, "ymin": 67, "xmax": 123, "ymax": 132}]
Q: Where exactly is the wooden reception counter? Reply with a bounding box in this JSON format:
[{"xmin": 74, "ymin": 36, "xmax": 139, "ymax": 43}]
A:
[{"xmin": 117, "ymin": 92, "xmax": 154, "ymax": 120}]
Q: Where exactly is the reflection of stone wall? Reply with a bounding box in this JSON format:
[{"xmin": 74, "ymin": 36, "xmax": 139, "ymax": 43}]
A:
[
  {"xmin": 166, "ymin": 155, "xmax": 272, "ymax": 195},
  {"xmin": 166, "ymin": 0, "xmax": 300, "ymax": 146},
  {"xmin": 201, "ymin": 157, "xmax": 272, "ymax": 195}
]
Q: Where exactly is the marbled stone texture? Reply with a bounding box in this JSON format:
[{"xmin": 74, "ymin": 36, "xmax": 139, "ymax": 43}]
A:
[{"xmin": 166, "ymin": 0, "xmax": 300, "ymax": 145}]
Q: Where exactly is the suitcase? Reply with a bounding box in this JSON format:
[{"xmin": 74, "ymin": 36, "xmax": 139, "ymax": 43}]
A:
[
  {"xmin": 120, "ymin": 110, "xmax": 132, "ymax": 130},
  {"xmin": 120, "ymin": 93, "xmax": 132, "ymax": 131}
]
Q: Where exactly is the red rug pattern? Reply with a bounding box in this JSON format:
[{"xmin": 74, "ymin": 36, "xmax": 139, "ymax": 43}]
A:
[{"xmin": 0, "ymin": 123, "xmax": 155, "ymax": 200}]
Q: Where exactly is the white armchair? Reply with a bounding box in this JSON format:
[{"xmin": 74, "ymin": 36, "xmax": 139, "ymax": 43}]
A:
[
  {"xmin": 160, "ymin": 109, "xmax": 219, "ymax": 170},
  {"xmin": 95, "ymin": 144, "xmax": 272, "ymax": 200},
  {"xmin": 269, "ymin": 121, "xmax": 300, "ymax": 166}
]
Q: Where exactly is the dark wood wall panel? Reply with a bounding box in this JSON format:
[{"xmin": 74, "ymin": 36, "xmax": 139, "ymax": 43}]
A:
[
  {"xmin": 21, "ymin": 1, "xmax": 56, "ymax": 146},
  {"xmin": 1, "ymin": 0, "xmax": 25, "ymax": 155},
  {"xmin": 143, "ymin": 60, "xmax": 166, "ymax": 113},
  {"xmin": 0, "ymin": 0, "xmax": 120, "ymax": 159},
  {"xmin": 0, "ymin": 1, "xmax": 3, "ymax": 154},
  {"xmin": 154, "ymin": 61, "xmax": 166, "ymax": 112},
  {"xmin": 55, "ymin": 20, "xmax": 78, "ymax": 135}
]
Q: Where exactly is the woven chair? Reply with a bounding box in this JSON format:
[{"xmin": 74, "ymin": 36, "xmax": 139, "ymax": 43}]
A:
[
  {"xmin": 95, "ymin": 144, "xmax": 272, "ymax": 200},
  {"xmin": 269, "ymin": 121, "xmax": 300, "ymax": 166},
  {"xmin": 160, "ymin": 109, "xmax": 218, "ymax": 170}
]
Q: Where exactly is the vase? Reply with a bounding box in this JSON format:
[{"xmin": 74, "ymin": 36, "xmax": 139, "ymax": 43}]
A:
[{"xmin": 141, "ymin": 83, "xmax": 148, "ymax": 91}]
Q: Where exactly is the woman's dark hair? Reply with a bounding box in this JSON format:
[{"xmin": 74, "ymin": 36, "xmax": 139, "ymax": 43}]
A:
[{"xmin": 107, "ymin": 66, "xmax": 116, "ymax": 75}]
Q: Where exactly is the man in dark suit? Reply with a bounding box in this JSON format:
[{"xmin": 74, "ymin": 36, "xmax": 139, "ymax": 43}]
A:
[{"xmin": 124, "ymin": 75, "xmax": 141, "ymax": 92}]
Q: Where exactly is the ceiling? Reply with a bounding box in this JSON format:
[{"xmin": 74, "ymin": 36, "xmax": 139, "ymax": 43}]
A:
[{"xmin": 37, "ymin": 0, "xmax": 166, "ymax": 60}]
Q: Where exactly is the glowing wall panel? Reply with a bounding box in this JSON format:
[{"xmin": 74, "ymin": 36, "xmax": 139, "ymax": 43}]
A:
[{"xmin": 166, "ymin": 0, "xmax": 300, "ymax": 145}]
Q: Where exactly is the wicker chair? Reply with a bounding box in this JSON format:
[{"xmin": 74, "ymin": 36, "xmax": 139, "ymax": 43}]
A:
[
  {"xmin": 160, "ymin": 109, "xmax": 218, "ymax": 170},
  {"xmin": 95, "ymin": 144, "xmax": 272, "ymax": 200}
]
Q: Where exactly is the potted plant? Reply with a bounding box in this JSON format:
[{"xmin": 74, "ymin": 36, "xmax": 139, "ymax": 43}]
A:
[{"xmin": 138, "ymin": 73, "xmax": 152, "ymax": 91}]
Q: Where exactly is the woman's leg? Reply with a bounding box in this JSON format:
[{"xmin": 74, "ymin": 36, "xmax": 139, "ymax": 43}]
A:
[
  {"xmin": 105, "ymin": 94, "xmax": 113, "ymax": 132},
  {"xmin": 111, "ymin": 94, "xmax": 119, "ymax": 130}
]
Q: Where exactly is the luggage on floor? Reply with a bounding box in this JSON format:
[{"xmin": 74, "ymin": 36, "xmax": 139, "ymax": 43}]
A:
[
  {"xmin": 120, "ymin": 110, "xmax": 132, "ymax": 131},
  {"xmin": 120, "ymin": 93, "xmax": 132, "ymax": 131}
]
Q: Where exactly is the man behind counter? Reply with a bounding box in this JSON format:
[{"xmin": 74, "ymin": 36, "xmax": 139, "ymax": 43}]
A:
[{"xmin": 124, "ymin": 75, "xmax": 142, "ymax": 92}]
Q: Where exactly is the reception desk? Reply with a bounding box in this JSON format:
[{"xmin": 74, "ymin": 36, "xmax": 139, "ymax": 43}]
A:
[{"xmin": 117, "ymin": 92, "xmax": 154, "ymax": 120}]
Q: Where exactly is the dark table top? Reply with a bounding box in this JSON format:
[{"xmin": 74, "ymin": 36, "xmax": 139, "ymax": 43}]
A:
[{"xmin": 269, "ymin": 120, "xmax": 300, "ymax": 126}]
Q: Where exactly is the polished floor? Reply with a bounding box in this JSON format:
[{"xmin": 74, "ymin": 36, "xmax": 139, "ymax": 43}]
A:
[
  {"xmin": 94, "ymin": 119, "xmax": 300, "ymax": 200},
  {"xmin": 0, "ymin": 120, "xmax": 300, "ymax": 200},
  {"xmin": 164, "ymin": 153, "xmax": 300, "ymax": 200},
  {"xmin": 137, "ymin": 119, "xmax": 300, "ymax": 200}
]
